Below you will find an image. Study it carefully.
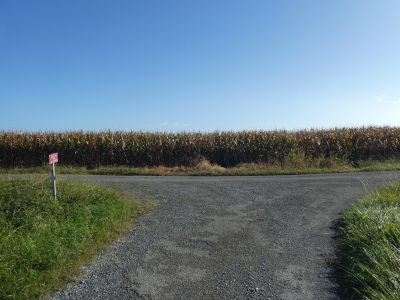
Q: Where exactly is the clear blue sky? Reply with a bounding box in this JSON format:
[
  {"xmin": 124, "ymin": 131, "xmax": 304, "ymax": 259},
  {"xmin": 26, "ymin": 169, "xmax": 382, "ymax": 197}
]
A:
[{"xmin": 1, "ymin": 0, "xmax": 399, "ymax": 132}]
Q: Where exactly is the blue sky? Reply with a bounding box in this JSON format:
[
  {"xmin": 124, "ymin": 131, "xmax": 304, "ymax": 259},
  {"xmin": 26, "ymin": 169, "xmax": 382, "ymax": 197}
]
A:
[{"xmin": 0, "ymin": 0, "xmax": 399, "ymax": 131}]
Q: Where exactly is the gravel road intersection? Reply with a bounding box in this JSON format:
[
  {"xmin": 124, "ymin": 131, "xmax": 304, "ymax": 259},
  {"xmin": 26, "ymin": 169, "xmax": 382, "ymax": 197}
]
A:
[{"xmin": 52, "ymin": 172, "xmax": 399, "ymax": 299}]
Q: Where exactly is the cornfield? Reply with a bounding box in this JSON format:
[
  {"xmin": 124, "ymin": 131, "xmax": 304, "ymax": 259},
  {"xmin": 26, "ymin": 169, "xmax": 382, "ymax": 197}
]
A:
[{"xmin": 0, "ymin": 127, "xmax": 399, "ymax": 168}]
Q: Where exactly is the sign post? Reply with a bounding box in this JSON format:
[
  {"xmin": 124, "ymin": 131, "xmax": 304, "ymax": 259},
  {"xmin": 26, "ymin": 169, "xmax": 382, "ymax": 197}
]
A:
[{"xmin": 48, "ymin": 153, "xmax": 59, "ymax": 198}]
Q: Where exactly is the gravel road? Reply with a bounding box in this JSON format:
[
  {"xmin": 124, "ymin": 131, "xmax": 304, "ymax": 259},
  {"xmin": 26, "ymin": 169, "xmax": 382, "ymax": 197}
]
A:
[{"xmin": 51, "ymin": 172, "xmax": 399, "ymax": 300}]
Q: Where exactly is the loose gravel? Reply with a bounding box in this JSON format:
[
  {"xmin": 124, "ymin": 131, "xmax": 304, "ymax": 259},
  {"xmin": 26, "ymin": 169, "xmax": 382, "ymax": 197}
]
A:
[{"xmin": 51, "ymin": 172, "xmax": 399, "ymax": 300}]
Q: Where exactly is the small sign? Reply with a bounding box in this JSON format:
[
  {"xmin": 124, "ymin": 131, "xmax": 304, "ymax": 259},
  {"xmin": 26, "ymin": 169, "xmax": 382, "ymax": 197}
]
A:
[{"xmin": 49, "ymin": 152, "xmax": 59, "ymax": 165}]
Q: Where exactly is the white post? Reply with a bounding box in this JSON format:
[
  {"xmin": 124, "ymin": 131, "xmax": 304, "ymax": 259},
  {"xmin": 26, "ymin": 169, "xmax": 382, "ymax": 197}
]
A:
[{"xmin": 52, "ymin": 163, "xmax": 57, "ymax": 198}]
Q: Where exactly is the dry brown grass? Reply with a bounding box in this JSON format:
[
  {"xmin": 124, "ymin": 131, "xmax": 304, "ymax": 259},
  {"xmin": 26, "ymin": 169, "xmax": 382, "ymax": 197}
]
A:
[
  {"xmin": 93, "ymin": 158, "xmax": 352, "ymax": 176},
  {"xmin": 135, "ymin": 159, "xmax": 226, "ymax": 175},
  {"xmin": 2, "ymin": 158, "xmax": 400, "ymax": 176}
]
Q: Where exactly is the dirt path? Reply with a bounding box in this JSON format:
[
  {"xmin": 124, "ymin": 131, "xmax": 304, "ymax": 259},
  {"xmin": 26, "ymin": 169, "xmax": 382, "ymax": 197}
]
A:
[{"xmin": 52, "ymin": 172, "xmax": 399, "ymax": 299}]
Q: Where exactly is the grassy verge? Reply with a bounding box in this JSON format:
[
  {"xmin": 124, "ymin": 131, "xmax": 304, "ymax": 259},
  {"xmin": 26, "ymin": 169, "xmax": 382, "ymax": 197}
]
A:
[
  {"xmin": 0, "ymin": 159, "xmax": 400, "ymax": 176},
  {"xmin": 0, "ymin": 178, "xmax": 146, "ymax": 299},
  {"xmin": 338, "ymin": 181, "xmax": 400, "ymax": 299}
]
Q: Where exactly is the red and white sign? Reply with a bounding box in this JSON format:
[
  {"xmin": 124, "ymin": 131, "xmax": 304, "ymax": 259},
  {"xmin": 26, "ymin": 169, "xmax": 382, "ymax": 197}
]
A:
[{"xmin": 48, "ymin": 152, "xmax": 59, "ymax": 165}]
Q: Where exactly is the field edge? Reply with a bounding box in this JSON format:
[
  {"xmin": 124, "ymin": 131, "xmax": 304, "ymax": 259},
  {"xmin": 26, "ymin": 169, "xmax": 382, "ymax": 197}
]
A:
[{"xmin": 1, "ymin": 159, "xmax": 400, "ymax": 176}]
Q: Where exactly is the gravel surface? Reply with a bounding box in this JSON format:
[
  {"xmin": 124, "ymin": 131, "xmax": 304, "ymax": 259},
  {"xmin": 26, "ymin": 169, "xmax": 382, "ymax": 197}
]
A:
[{"xmin": 50, "ymin": 172, "xmax": 399, "ymax": 300}]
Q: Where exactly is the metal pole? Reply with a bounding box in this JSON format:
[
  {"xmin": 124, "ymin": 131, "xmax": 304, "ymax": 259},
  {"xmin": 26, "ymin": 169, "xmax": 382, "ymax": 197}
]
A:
[{"xmin": 52, "ymin": 163, "xmax": 57, "ymax": 198}]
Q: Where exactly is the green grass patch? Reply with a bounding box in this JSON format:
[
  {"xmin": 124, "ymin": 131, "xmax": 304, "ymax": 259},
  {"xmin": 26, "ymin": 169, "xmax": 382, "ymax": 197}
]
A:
[
  {"xmin": 0, "ymin": 178, "xmax": 144, "ymax": 299},
  {"xmin": 357, "ymin": 159, "xmax": 400, "ymax": 172},
  {"xmin": 339, "ymin": 181, "xmax": 400, "ymax": 299}
]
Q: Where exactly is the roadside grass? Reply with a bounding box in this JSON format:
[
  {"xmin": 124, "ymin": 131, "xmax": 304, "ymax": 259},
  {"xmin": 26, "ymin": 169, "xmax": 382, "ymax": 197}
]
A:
[
  {"xmin": 357, "ymin": 160, "xmax": 400, "ymax": 172},
  {"xmin": 338, "ymin": 181, "xmax": 400, "ymax": 299},
  {"xmin": 0, "ymin": 178, "xmax": 146, "ymax": 299},
  {"xmin": 1, "ymin": 159, "xmax": 400, "ymax": 176}
]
